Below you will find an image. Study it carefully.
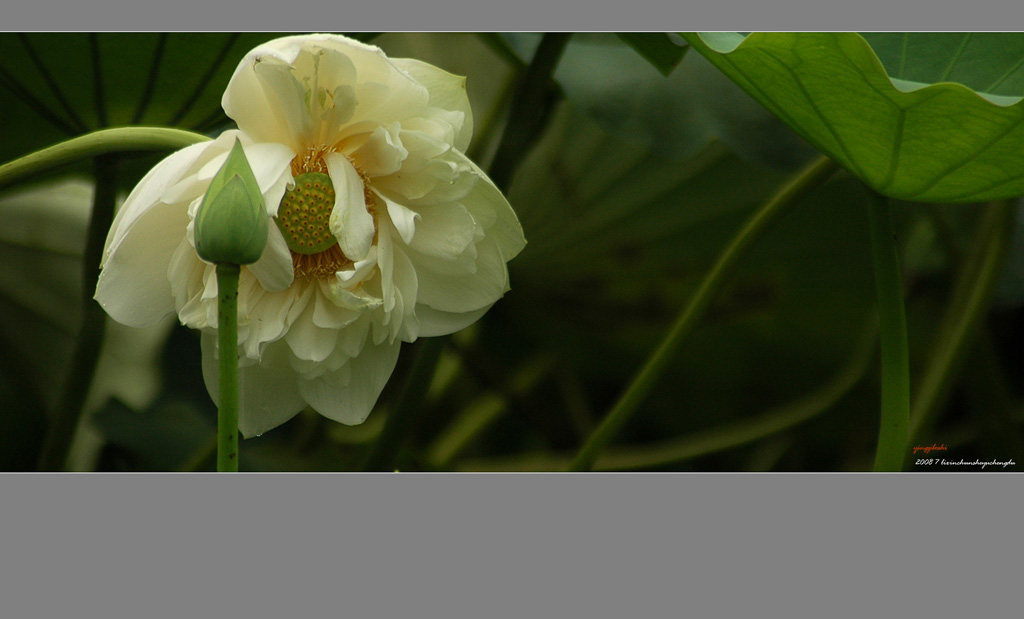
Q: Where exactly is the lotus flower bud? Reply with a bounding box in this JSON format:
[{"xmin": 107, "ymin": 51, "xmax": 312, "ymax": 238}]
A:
[{"xmin": 194, "ymin": 138, "xmax": 268, "ymax": 265}]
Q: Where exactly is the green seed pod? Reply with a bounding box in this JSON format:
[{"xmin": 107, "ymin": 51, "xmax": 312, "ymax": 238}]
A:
[
  {"xmin": 194, "ymin": 138, "xmax": 269, "ymax": 265},
  {"xmin": 275, "ymin": 172, "xmax": 339, "ymax": 255}
]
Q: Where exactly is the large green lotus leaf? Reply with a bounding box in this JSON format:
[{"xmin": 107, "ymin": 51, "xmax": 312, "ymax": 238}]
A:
[
  {"xmin": 860, "ymin": 33, "xmax": 1024, "ymax": 97},
  {"xmin": 683, "ymin": 33, "xmax": 1024, "ymax": 203},
  {"xmin": 0, "ymin": 33, "xmax": 379, "ymax": 167},
  {"xmin": 0, "ymin": 35, "xmax": 253, "ymax": 160}
]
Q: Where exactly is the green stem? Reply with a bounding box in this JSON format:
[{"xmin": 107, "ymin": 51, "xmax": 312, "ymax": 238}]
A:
[
  {"xmin": 461, "ymin": 317, "xmax": 875, "ymax": 472},
  {"xmin": 907, "ymin": 201, "xmax": 1016, "ymax": 447},
  {"xmin": 36, "ymin": 154, "xmax": 119, "ymax": 471},
  {"xmin": 427, "ymin": 395, "xmax": 505, "ymax": 469},
  {"xmin": 216, "ymin": 263, "xmax": 241, "ymax": 472},
  {"xmin": 466, "ymin": 76, "xmax": 517, "ymax": 166},
  {"xmin": 567, "ymin": 154, "xmax": 839, "ymax": 471},
  {"xmin": 866, "ymin": 192, "xmax": 910, "ymax": 472},
  {"xmin": 487, "ymin": 32, "xmax": 572, "ymax": 193},
  {"xmin": 607, "ymin": 319, "xmax": 877, "ymax": 471},
  {"xmin": 475, "ymin": 33, "xmax": 528, "ymax": 70},
  {"xmin": 361, "ymin": 336, "xmax": 447, "ymax": 471},
  {"xmin": 0, "ymin": 127, "xmax": 209, "ymax": 193}
]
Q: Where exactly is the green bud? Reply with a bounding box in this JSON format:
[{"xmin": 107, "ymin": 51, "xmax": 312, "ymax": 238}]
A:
[{"xmin": 194, "ymin": 138, "xmax": 269, "ymax": 265}]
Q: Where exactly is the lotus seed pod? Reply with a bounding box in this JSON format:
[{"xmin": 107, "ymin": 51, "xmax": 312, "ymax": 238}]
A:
[{"xmin": 275, "ymin": 172, "xmax": 339, "ymax": 255}]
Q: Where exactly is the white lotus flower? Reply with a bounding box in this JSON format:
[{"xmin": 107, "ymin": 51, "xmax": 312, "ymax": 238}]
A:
[{"xmin": 95, "ymin": 34, "xmax": 526, "ymax": 437}]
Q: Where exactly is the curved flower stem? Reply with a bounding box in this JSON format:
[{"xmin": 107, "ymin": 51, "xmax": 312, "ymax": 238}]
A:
[
  {"xmin": 907, "ymin": 200, "xmax": 1016, "ymax": 449},
  {"xmin": 488, "ymin": 32, "xmax": 572, "ymax": 193},
  {"xmin": 361, "ymin": 336, "xmax": 447, "ymax": 471},
  {"xmin": 0, "ymin": 127, "xmax": 210, "ymax": 193},
  {"xmin": 36, "ymin": 154, "xmax": 119, "ymax": 471},
  {"xmin": 460, "ymin": 318, "xmax": 876, "ymax": 472},
  {"xmin": 567, "ymin": 154, "xmax": 840, "ymax": 472},
  {"xmin": 25, "ymin": 129, "xmax": 209, "ymax": 471},
  {"xmin": 866, "ymin": 191, "xmax": 910, "ymax": 472},
  {"xmin": 216, "ymin": 264, "xmax": 241, "ymax": 472},
  {"xmin": 601, "ymin": 319, "xmax": 877, "ymax": 471}
]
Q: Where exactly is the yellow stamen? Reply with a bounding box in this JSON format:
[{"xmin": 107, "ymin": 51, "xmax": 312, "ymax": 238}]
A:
[{"xmin": 292, "ymin": 243, "xmax": 351, "ymax": 279}]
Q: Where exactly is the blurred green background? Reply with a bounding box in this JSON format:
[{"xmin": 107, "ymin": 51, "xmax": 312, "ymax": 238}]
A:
[{"xmin": 1, "ymin": 33, "xmax": 1021, "ymax": 471}]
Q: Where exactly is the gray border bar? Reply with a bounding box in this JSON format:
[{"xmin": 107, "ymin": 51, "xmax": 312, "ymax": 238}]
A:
[
  {"xmin": 6, "ymin": 1, "xmax": 1024, "ymax": 32},
  {"xmin": 2, "ymin": 473, "xmax": 1021, "ymax": 617}
]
